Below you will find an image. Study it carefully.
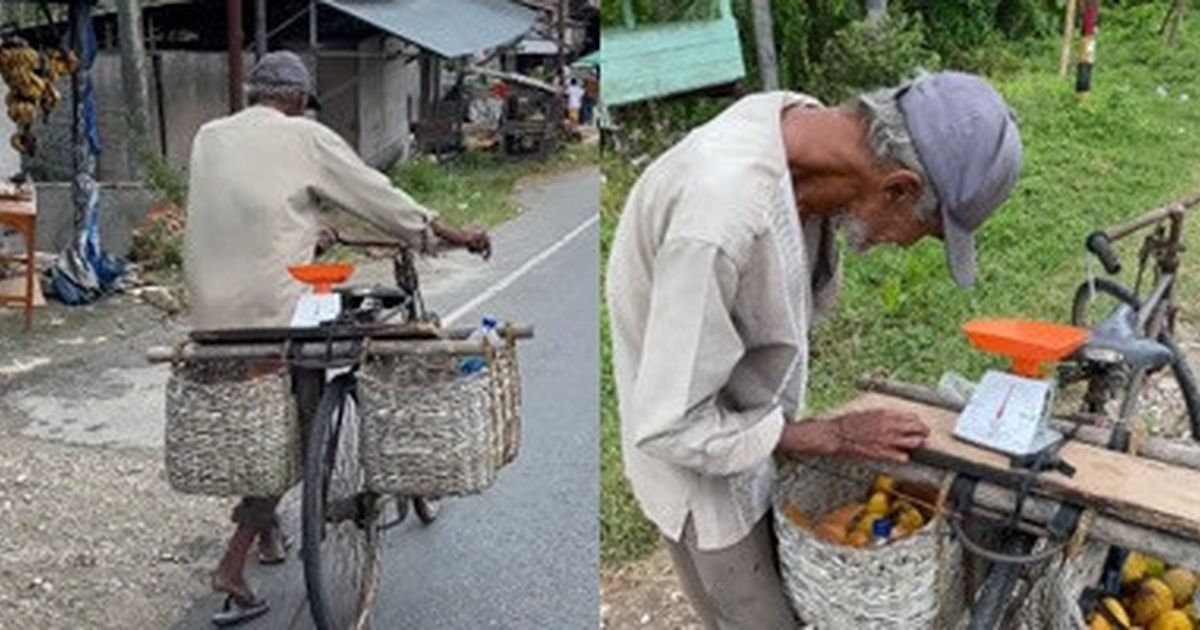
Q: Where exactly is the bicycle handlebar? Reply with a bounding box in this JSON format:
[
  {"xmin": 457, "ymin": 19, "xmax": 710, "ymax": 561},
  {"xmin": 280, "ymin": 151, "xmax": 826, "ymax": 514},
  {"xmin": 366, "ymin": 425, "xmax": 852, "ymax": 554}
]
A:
[
  {"xmin": 1085, "ymin": 231, "xmax": 1122, "ymax": 274},
  {"xmin": 1099, "ymin": 189, "xmax": 1200, "ymax": 242}
]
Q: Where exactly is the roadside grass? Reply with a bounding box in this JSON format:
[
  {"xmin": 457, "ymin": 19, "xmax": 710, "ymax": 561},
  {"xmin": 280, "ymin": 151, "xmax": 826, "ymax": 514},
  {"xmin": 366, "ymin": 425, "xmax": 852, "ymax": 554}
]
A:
[
  {"xmin": 322, "ymin": 142, "xmax": 599, "ymax": 241},
  {"xmin": 599, "ymin": 5, "xmax": 1200, "ymax": 567}
]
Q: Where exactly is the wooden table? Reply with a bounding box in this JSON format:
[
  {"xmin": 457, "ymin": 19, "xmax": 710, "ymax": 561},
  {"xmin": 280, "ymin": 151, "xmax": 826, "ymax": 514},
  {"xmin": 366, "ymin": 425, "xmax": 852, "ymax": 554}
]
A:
[{"xmin": 0, "ymin": 196, "xmax": 37, "ymax": 331}]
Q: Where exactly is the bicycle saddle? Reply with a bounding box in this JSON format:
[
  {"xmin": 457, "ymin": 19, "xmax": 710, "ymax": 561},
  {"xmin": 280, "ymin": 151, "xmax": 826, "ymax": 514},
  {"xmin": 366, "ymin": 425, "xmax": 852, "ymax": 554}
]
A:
[
  {"xmin": 336, "ymin": 284, "xmax": 410, "ymax": 309},
  {"xmin": 1080, "ymin": 304, "xmax": 1174, "ymax": 372}
]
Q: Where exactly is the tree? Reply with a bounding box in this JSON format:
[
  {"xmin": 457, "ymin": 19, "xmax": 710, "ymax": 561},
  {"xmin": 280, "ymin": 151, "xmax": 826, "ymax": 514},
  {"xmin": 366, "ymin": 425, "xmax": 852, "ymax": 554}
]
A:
[
  {"xmin": 866, "ymin": 0, "xmax": 887, "ymax": 26},
  {"xmin": 115, "ymin": 0, "xmax": 152, "ymax": 172},
  {"xmin": 752, "ymin": 0, "xmax": 779, "ymax": 90}
]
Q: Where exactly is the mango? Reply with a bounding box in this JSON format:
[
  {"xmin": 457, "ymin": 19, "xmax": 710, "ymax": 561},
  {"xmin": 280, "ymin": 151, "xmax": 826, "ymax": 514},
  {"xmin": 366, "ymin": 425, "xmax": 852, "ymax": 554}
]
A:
[{"xmin": 1130, "ymin": 578, "xmax": 1175, "ymax": 626}]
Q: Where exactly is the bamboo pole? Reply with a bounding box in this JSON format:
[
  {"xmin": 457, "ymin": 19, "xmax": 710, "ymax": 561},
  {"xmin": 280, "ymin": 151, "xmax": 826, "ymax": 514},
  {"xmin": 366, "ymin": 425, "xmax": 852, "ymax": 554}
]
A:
[{"xmin": 146, "ymin": 325, "xmax": 534, "ymax": 363}]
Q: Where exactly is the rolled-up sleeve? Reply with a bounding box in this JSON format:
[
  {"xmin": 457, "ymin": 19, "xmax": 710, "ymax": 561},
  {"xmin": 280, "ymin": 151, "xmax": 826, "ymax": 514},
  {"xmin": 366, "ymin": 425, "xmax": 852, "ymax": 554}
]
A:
[
  {"xmin": 307, "ymin": 125, "xmax": 438, "ymax": 249},
  {"xmin": 630, "ymin": 238, "xmax": 785, "ymax": 476}
]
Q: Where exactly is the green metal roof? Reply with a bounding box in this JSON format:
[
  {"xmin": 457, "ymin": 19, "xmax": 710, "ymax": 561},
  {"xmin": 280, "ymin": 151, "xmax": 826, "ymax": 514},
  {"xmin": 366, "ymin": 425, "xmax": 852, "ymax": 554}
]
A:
[
  {"xmin": 596, "ymin": 0, "xmax": 744, "ymax": 107},
  {"xmin": 319, "ymin": 0, "xmax": 538, "ymax": 58}
]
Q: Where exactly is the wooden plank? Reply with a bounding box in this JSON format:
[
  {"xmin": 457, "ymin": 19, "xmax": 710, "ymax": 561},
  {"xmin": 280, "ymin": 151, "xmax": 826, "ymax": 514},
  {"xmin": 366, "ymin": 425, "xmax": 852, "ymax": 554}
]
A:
[{"xmin": 837, "ymin": 393, "xmax": 1200, "ymax": 541}]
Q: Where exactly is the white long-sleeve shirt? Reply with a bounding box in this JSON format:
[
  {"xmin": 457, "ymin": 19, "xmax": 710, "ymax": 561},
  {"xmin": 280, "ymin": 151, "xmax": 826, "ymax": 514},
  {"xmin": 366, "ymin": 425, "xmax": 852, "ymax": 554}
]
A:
[
  {"xmin": 184, "ymin": 105, "xmax": 437, "ymax": 329},
  {"xmin": 606, "ymin": 92, "xmax": 841, "ymax": 550}
]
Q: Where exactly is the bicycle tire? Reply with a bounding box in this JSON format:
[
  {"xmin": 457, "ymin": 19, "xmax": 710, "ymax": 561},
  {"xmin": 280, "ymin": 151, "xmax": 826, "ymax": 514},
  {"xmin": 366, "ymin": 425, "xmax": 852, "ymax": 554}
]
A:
[
  {"xmin": 414, "ymin": 497, "xmax": 441, "ymax": 525},
  {"xmin": 302, "ymin": 376, "xmax": 382, "ymax": 630}
]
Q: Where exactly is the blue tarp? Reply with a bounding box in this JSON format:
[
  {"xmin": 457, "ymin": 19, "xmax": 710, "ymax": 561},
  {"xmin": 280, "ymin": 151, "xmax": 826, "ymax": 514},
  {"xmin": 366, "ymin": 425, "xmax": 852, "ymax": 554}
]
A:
[{"xmin": 49, "ymin": 3, "xmax": 124, "ymax": 305}]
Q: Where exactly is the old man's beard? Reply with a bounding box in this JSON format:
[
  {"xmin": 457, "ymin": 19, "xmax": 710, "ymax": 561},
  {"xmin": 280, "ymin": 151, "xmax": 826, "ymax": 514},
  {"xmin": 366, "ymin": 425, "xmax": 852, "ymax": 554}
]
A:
[{"xmin": 836, "ymin": 214, "xmax": 873, "ymax": 254}]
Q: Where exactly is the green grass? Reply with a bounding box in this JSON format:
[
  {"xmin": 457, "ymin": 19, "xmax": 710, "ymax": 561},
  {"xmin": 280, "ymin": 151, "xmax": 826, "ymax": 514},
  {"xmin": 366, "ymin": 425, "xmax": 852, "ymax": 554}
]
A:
[
  {"xmin": 391, "ymin": 144, "xmax": 598, "ymax": 229},
  {"xmin": 324, "ymin": 144, "xmax": 598, "ymax": 239},
  {"xmin": 600, "ymin": 4, "xmax": 1200, "ymax": 567}
]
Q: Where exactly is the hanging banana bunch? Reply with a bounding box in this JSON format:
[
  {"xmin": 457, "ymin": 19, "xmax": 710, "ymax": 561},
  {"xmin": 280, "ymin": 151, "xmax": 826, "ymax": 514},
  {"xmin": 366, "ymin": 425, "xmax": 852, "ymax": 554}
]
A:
[{"xmin": 0, "ymin": 38, "xmax": 77, "ymax": 157}]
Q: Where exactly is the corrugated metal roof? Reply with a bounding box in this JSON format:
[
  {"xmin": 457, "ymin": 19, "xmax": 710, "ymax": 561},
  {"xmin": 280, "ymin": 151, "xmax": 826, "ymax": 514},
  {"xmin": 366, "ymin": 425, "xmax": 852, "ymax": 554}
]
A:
[{"xmin": 319, "ymin": 0, "xmax": 538, "ymax": 58}]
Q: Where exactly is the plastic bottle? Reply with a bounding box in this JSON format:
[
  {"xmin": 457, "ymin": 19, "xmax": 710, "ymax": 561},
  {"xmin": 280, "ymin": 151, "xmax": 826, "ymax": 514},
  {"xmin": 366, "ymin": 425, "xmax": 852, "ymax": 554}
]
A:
[
  {"xmin": 871, "ymin": 518, "xmax": 894, "ymax": 547},
  {"xmin": 458, "ymin": 315, "xmax": 501, "ymax": 375}
]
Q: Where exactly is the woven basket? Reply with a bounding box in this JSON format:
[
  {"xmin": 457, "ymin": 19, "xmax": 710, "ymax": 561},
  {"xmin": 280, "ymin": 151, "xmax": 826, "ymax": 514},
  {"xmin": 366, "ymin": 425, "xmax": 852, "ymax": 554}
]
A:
[
  {"xmin": 164, "ymin": 359, "xmax": 301, "ymax": 497},
  {"xmin": 1015, "ymin": 540, "xmax": 1114, "ymax": 630},
  {"xmin": 774, "ymin": 458, "xmax": 968, "ymax": 629},
  {"xmin": 357, "ymin": 340, "xmax": 521, "ymax": 496}
]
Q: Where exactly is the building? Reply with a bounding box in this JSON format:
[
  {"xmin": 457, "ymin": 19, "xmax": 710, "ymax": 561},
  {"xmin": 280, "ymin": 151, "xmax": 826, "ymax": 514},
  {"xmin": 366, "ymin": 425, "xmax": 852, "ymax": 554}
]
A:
[{"xmin": 10, "ymin": 0, "xmax": 539, "ymax": 182}]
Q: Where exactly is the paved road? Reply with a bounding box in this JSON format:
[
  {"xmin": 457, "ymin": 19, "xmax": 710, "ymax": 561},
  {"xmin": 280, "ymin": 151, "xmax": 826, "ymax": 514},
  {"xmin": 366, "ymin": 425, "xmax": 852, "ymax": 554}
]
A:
[{"xmin": 170, "ymin": 167, "xmax": 601, "ymax": 629}]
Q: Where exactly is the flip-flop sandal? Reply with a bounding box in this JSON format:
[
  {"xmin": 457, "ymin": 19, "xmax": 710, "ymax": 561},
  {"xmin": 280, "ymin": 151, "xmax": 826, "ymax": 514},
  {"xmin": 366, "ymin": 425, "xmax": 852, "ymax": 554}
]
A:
[
  {"xmin": 257, "ymin": 533, "xmax": 292, "ymax": 566},
  {"xmin": 211, "ymin": 594, "xmax": 269, "ymax": 627}
]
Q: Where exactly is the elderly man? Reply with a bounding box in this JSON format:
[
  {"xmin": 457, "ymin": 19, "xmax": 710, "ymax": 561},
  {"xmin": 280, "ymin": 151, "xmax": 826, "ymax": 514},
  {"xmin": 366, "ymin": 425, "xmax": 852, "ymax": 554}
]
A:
[
  {"xmin": 184, "ymin": 51, "xmax": 489, "ymax": 624},
  {"xmin": 606, "ymin": 72, "xmax": 1022, "ymax": 628}
]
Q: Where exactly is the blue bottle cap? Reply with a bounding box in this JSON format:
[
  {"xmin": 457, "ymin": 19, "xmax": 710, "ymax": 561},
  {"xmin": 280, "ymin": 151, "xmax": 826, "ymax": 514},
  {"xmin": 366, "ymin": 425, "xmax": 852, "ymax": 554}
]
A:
[
  {"xmin": 482, "ymin": 315, "xmax": 499, "ymax": 328},
  {"xmin": 872, "ymin": 518, "xmax": 894, "ymax": 539}
]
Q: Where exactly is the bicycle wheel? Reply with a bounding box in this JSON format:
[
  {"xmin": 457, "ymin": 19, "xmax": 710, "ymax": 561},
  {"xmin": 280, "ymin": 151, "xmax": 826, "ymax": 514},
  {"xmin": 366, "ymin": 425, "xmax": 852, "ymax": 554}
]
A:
[{"xmin": 302, "ymin": 376, "xmax": 383, "ymax": 630}]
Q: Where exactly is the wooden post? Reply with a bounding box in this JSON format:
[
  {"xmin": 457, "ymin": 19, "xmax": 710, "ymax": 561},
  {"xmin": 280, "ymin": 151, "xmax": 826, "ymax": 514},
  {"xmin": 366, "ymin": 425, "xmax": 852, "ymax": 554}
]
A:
[
  {"xmin": 751, "ymin": 0, "xmax": 779, "ymax": 90},
  {"xmin": 1058, "ymin": 0, "xmax": 1077, "ymax": 78},
  {"xmin": 226, "ymin": 0, "xmax": 244, "ymax": 112}
]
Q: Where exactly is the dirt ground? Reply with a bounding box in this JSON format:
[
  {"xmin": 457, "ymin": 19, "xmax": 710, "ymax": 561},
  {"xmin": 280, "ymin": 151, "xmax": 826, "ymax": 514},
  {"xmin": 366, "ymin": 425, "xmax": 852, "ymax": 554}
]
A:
[{"xmin": 0, "ymin": 431, "xmax": 230, "ymax": 629}]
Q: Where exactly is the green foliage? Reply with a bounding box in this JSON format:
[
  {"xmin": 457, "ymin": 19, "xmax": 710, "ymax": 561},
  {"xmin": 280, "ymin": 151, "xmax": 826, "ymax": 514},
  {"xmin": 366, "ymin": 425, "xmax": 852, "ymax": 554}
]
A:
[
  {"xmin": 141, "ymin": 152, "xmax": 189, "ymax": 208},
  {"xmin": 601, "ymin": 7, "xmax": 1200, "ymax": 566},
  {"xmin": 811, "ymin": 12, "xmax": 941, "ymax": 103},
  {"xmin": 601, "ymin": 0, "xmax": 720, "ymax": 27}
]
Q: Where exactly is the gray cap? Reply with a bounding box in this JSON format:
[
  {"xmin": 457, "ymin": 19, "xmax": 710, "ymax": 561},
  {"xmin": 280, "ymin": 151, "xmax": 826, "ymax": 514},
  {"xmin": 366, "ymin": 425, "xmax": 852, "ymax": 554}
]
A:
[
  {"xmin": 246, "ymin": 51, "xmax": 321, "ymax": 110},
  {"xmin": 897, "ymin": 72, "xmax": 1022, "ymax": 286}
]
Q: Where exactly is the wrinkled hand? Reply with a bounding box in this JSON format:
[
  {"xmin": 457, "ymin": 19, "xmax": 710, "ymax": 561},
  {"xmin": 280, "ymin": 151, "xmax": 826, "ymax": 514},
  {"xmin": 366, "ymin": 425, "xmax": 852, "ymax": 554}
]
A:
[
  {"xmin": 432, "ymin": 220, "xmax": 492, "ymax": 260},
  {"xmin": 459, "ymin": 228, "xmax": 492, "ymax": 260},
  {"xmin": 826, "ymin": 409, "xmax": 930, "ymax": 463}
]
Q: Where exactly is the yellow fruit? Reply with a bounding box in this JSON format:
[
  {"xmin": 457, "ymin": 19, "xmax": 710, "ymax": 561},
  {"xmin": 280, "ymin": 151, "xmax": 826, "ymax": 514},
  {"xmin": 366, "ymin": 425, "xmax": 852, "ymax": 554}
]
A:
[
  {"xmin": 1183, "ymin": 603, "xmax": 1198, "ymax": 625},
  {"xmin": 897, "ymin": 506, "xmax": 925, "ymax": 532},
  {"xmin": 1125, "ymin": 553, "xmax": 1151, "ymax": 586},
  {"xmin": 866, "ymin": 491, "xmax": 889, "ymax": 516},
  {"xmin": 1148, "ymin": 609, "xmax": 1192, "ymax": 630},
  {"xmin": 1130, "ymin": 578, "xmax": 1175, "ymax": 626},
  {"xmin": 1162, "ymin": 568, "xmax": 1197, "ymax": 606},
  {"xmin": 1099, "ymin": 597, "xmax": 1132, "ymax": 627},
  {"xmin": 856, "ymin": 513, "xmax": 880, "ymax": 535},
  {"xmin": 873, "ymin": 474, "xmax": 895, "ymax": 495},
  {"xmin": 1146, "ymin": 557, "xmax": 1167, "ymax": 578}
]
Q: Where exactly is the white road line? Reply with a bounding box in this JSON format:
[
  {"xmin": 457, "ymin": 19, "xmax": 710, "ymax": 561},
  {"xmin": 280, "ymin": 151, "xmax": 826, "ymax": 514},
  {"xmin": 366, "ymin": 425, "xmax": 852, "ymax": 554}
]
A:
[{"xmin": 443, "ymin": 213, "xmax": 599, "ymax": 326}]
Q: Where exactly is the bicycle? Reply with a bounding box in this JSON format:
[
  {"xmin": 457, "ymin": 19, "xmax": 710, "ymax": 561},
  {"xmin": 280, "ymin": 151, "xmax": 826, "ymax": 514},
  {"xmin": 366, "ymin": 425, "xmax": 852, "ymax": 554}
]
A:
[
  {"xmin": 953, "ymin": 191, "xmax": 1200, "ymax": 628},
  {"xmin": 173, "ymin": 235, "xmax": 529, "ymax": 629},
  {"xmin": 1063, "ymin": 190, "xmax": 1200, "ymax": 448}
]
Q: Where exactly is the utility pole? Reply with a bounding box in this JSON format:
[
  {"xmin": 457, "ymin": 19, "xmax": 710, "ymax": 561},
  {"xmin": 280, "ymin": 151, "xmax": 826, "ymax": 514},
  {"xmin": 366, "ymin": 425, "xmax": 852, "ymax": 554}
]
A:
[
  {"xmin": 254, "ymin": 0, "xmax": 267, "ymax": 58},
  {"xmin": 751, "ymin": 0, "xmax": 779, "ymax": 90},
  {"xmin": 115, "ymin": 0, "xmax": 152, "ymax": 165},
  {"xmin": 226, "ymin": 0, "xmax": 244, "ymax": 112}
]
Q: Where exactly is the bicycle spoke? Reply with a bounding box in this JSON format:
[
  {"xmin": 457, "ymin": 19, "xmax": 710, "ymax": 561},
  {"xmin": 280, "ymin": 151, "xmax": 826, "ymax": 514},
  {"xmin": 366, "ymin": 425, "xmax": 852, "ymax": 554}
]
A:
[{"xmin": 306, "ymin": 385, "xmax": 383, "ymax": 630}]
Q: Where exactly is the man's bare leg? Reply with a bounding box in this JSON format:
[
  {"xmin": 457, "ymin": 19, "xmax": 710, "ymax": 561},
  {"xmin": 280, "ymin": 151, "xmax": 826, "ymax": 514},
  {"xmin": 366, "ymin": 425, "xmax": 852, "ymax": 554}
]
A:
[{"xmin": 212, "ymin": 524, "xmax": 260, "ymax": 603}]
